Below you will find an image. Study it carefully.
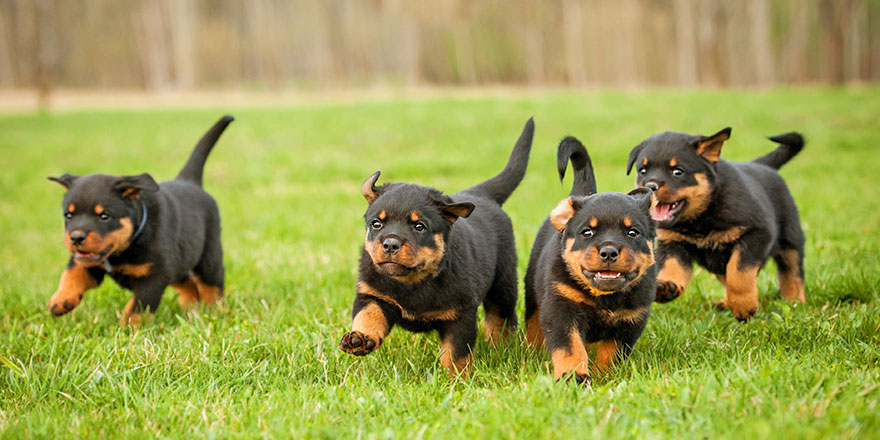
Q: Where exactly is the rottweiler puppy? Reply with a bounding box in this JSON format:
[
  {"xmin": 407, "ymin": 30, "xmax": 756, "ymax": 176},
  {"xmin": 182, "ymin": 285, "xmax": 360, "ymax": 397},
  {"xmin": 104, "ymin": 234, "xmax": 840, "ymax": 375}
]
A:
[
  {"xmin": 47, "ymin": 115, "xmax": 234, "ymax": 325},
  {"xmin": 524, "ymin": 137, "xmax": 657, "ymax": 385},
  {"xmin": 626, "ymin": 128, "xmax": 805, "ymax": 321},
  {"xmin": 339, "ymin": 118, "xmax": 534, "ymax": 375}
]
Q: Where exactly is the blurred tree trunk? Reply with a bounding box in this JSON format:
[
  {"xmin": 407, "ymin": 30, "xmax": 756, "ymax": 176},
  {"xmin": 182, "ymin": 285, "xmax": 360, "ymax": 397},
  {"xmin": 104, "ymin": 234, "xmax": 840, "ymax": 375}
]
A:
[
  {"xmin": 820, "ymin": 0, "xmax": 847, "ymax": 85},
  {"xmin": 523, "ymin": 0, "xmax": 545, "ymax": 86},
  {"xmin": 697, "ymin": 0, "xmax": 727, "ymax": 86},
  {"xmin": 169, "ymin": 0, "xmax": 196, "ymax": 89},
  {"xmin": 452, "ymin": 0, "xmax": 477, "ymax": 85},
  {"xmin": 33, "ymin": 0, "xmax": 55, "ymax": 109},
  {"xmin": 673, "ymin": 0, "xmax": 699, "ymax": 87},
  {"xmin": 872, "ymin": 0, "xmax": 880, "ymax": 81},
  {"xmin": 615, "ymin": 0, "xmax": 640, "ymax": 86},
  {"xmin": 782, "ymin": 0, "xmax": 809, "ymax": 83},
  {"xmin": 381, "ymin": 0, "xmax": 420, "ymax": 85},
  {"xmin": 0, "ymin": 6, "xmax": 15, "ymax": 87},
  {"xmin": 134, "ymin": 0, "xmax": 172, "ymax": 90},
  {"xmin": 561, "ymin": 0, "xmax": 586, "ymax": 85},
  {"xmin": 846, "ymin": 0, "xmax": 867, "ymax": 82},
  {"xmin": 749, "ymin": 0, "xmax": 774, "ymax": 86},
  {"xmin": 244, "ymin": 0, "xmax": 280, "ymax": 88}
]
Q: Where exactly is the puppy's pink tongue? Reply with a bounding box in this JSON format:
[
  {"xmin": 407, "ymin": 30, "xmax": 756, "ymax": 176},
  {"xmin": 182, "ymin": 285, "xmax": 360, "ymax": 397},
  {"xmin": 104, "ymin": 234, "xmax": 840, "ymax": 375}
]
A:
[{"xmin": 652, "ymin": 204, "xmax": 671, "ymax": 221}]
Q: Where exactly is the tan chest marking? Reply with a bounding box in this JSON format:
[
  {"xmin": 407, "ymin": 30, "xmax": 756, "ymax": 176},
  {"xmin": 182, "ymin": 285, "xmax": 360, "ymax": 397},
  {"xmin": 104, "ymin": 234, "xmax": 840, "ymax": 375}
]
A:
[
  {"xmin": 657, "ymin": 226, "xmax": 747, "ymax": 249},
  {"xmin": 357, "ymin": 281, "xmax": 458, "ymax": 322}
]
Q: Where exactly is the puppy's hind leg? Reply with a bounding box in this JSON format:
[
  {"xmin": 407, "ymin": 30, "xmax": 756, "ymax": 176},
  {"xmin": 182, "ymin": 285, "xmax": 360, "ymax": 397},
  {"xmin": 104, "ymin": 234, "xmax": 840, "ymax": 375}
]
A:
[
  {"xmin": 775, "ymin": 214, "xmax": 806, "ymax": 303},
  {"xmin": 483, "ymin": 251, "xmax": 519, "ymax": 345},
  {"xmin": 774, "ymin": 249, "xmax": 805, "ymax": 303},
  {"xmin": 121, "ymin": 280, "xmax": 166, "ymax": 327},
  {"xmin": 192, "ymin": 221, "xmax": 225, "ymax": 304}
]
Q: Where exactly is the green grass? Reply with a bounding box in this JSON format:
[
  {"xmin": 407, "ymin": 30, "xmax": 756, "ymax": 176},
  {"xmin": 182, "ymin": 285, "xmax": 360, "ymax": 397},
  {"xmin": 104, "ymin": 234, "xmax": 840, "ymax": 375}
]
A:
[{"xmin": 1, "ymin": 88, "xmax": 879, "ymax": 439}]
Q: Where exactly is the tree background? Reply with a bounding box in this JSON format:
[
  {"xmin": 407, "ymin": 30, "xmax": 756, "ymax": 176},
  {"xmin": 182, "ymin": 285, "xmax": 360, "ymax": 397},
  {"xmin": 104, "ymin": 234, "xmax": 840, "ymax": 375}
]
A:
[{"xmin": 1, "ymin": 0, "xmax": 878, "ymax": 96}]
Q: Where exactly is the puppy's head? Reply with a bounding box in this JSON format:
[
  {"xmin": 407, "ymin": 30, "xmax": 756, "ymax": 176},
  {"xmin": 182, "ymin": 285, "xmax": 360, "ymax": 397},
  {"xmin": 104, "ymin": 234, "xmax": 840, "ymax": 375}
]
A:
[
  {"xmin": 360, "ymin": 171, "xmax": 474, "ymax": 284},
  {"xmin": 48, "ymin": 173, "xmax": 158, "ymax": 266},
  {"xmin": 549, "ymin": 189, "xmax": 656, "ymax": 294},
  {"xmin": 626, "ymin": 127, "xmax": 731, "ymax": 226}
]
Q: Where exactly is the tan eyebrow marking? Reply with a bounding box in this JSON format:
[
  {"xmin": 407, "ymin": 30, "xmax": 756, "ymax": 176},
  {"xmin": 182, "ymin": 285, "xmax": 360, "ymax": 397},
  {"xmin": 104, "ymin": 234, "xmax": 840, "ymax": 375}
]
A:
[
  {"xmin": 642, "ymin": 157, "xmax": 648, "ymax": 166},
  {"xmin": 623, "ymin": 217, "xmax": 632, "ymax": 227},
  {"xmin": 410, "ymin": 212, "xmax": 420, "ymax": 222},
  {"xmin": 670, "ymin": 158, "xmax": 678, "ymax": 167},
  {"xmin": 378, "ymin": 210, "xmax": 386, "ymax": 220},
  {"xmin": 94, "ymin": 205, "xmax": 104, "ymax": 215},
  {"xmin": 589, "ymin": 217, "xmax": 598, "ymax": 228},
  {"xmin": 68, "ymin": 203, "xmax": 75, "ymax": 213}
]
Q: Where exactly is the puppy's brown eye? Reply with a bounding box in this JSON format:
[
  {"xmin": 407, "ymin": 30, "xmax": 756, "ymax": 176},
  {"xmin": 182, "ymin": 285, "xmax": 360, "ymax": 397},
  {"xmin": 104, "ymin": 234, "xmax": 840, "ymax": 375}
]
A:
[
  {"xmin": 581, "ymin": 228, "xmax": 593, "ymax": 238},
  {"xmin": 627, "ymin": 228, "xmax": 640, "ymax": 238},
  {"xmin": 99, "ymin": 213, "xmax": 110, "ymax": 221},
  {"xmin": 672, "ymin": 168, "xmax": 684, "ymax": 177},
  {"xmin": 413, "ymin": 222, "xmax": 427, "ymax": 232},
  {"xmin": 639, "ymin": 167, "xmax": 647, "ymax": 175},
  {"xmin": 64, "ymin": 212, "xmax": 73, "ymax": 220},
  {"xmin": 370, "ymin": 220, "xmax": 383, "ymax": 230}
]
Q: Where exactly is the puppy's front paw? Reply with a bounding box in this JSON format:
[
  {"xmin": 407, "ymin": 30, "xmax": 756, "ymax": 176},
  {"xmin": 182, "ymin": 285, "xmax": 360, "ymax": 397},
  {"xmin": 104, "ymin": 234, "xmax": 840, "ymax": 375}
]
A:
[
  {"xmin": 655, "ymin": 280, "xmax": 682, "ymax": 303},
  {"xmin": 339, "ymin": 330, "xmax": 379, "ymax": 356},
  {"xmin": 712, "ymin": 299, "xmax": 756, "ymax": 322},
  {"xmin": 558, "ymin": 371, "xmax": 592, "ymax": 387},
  {"xmin": 47, "ymin": 291, "xmax": 82, "ymax": 316}
]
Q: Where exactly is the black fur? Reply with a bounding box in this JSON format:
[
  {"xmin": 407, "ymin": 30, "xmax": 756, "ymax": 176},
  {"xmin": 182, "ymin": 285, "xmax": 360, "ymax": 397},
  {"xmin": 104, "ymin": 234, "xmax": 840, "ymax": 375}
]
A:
[
  {"xmin": 753, "ymin": 132, "xmax": 804, "ymax": 169},
  {"xmin": 525, "ymin": 136, "xmax": 656, "ymax": 384},
  {"xmin": 46, "ymin": 116, "xmax": 233, "ymax": 323},
  {"xmin": 557, "ymin": 136, "xmax": 597, "ymax": 197},
  {"xmin": 627, "ymin": 127, "xmax": 806, "ymax": 320},
  {"xmin": 339, "ymin": 118, "xmax": 534, "ymax": 374}
]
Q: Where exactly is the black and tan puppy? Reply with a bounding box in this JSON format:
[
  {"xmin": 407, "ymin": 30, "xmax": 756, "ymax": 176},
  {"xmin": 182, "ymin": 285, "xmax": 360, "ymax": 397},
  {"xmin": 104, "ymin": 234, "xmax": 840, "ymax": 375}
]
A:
[
  {"xmin": 627, "ymin": 127, "xmax": 805, "ymax": 321},
  {"xmin": 524, "ymin": 137, "xmax": 657, "ymax": 385},
  {"xmin": 47, "ymin": 116, "xmax": 233, "ymax": 325},
  {"xmin": 339, "ymin": 118, "xmax": 534, "ymax": 374}
]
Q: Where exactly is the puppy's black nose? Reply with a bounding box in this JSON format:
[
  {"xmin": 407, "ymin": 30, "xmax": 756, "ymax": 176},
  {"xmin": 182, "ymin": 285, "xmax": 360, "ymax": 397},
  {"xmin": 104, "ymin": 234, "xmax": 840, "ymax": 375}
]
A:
[
  {"xmin": 69, "ymin": 230, "xmax": 86, "ymax": 245},
  {"xmin": 382, "ymin": 237, "xmax": 402, "ymax": 255},
  {"xmin": 599, "ymin": 246, "xmax": 619, "ymax": 262},
  {"xmin": 645, "ymin": 182, "xmax": 659, "ymax": 192}
]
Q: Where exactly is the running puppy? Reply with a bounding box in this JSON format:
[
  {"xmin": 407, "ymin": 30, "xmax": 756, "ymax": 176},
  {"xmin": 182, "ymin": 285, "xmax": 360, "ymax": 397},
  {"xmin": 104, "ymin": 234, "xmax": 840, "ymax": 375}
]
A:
[
  {"xmin": 524, "ymin": 137, "xmax": 657, "ymax": 385},
  {"xmin": 339, "ymin": 118, "xmax": 534, "ymax": 374},
  {"xmin": 627, "ymin": 128, "xmax": 806, "ymax": 321},
  {"xmin": 47, "ymin": 116, "xmax": 234, "ymax": 325}
]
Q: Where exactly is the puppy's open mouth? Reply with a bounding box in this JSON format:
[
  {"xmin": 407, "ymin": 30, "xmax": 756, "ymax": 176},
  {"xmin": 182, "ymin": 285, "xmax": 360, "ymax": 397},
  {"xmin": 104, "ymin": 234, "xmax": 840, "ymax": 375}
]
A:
[
  {"xmin": 652, "ymin": 200, "xmax": 684, "ymax": 222},
  {"xmin": 377, "ymin": 262, "xmax": 421, "ymax": 277},
  {"xmin": 73, "ymin": 245, "xmax": 113, "ymax": 261},
  {"xmin": 582, "ymin": 269, "xmax": 631, "ymax": 293}
]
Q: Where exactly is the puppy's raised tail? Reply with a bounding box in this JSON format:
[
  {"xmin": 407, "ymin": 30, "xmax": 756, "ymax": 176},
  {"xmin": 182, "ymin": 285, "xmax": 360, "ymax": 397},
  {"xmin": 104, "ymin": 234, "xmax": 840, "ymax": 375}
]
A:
[
  {"xmin": 752, "ymin": 132, "xmax": 804, "ymax": 170},
  {"xmin": 557, "ymin": 136, "xmax": 596, "ymax": 196},
  {"xmin": 467, "ymin": 117, "xmax": 534, "ymax": 205},
  {"xmin": 176, "ymin": 115, "xmax": 235, "ymax": 186}
]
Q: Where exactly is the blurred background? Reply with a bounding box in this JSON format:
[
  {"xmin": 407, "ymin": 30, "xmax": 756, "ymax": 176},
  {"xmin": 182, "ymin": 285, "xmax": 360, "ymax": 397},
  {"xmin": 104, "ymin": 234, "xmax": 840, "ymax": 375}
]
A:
[{"xmin": 1, "ymin": 0, "xmax": 879, "ymax": 109}]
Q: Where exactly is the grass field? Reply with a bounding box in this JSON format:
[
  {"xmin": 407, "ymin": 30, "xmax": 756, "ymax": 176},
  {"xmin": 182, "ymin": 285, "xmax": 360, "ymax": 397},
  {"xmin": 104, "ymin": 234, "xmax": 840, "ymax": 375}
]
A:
[{"xmin": 1, "ymin": 88, "xmax": 879, "ymax": 439}]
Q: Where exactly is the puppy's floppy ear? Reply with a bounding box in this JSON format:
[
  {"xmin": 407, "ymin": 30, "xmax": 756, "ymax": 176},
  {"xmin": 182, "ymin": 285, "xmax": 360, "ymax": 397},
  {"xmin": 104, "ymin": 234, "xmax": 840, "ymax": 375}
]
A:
[
  {"xmin": 549, "ymin": 196, "xmax": 585, "ymax": 233},
  {"xmin": 361, "ymin": 171, "xmax": 382, "ymax": 203},
  {"xmin": 626, "ymin": 142, "xmax": 645, "ymax": 175},
  {"xmin": 114, "ymin": 173, "xmax": 159, "ymax": 199},
  {"xmin": 48, "ymin": 173, "xmax": 78, "ymax": 189},
  {"xmin": 437, "ymin": 202, "xmax": 475, "ymax": 223},
  {"xmin": 695, "ymin": 127, "xmax": 731, "ymax": 163},
  {"xmin": 628, "ymin": 187, "xmax": 657, "ymax": 215}
]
